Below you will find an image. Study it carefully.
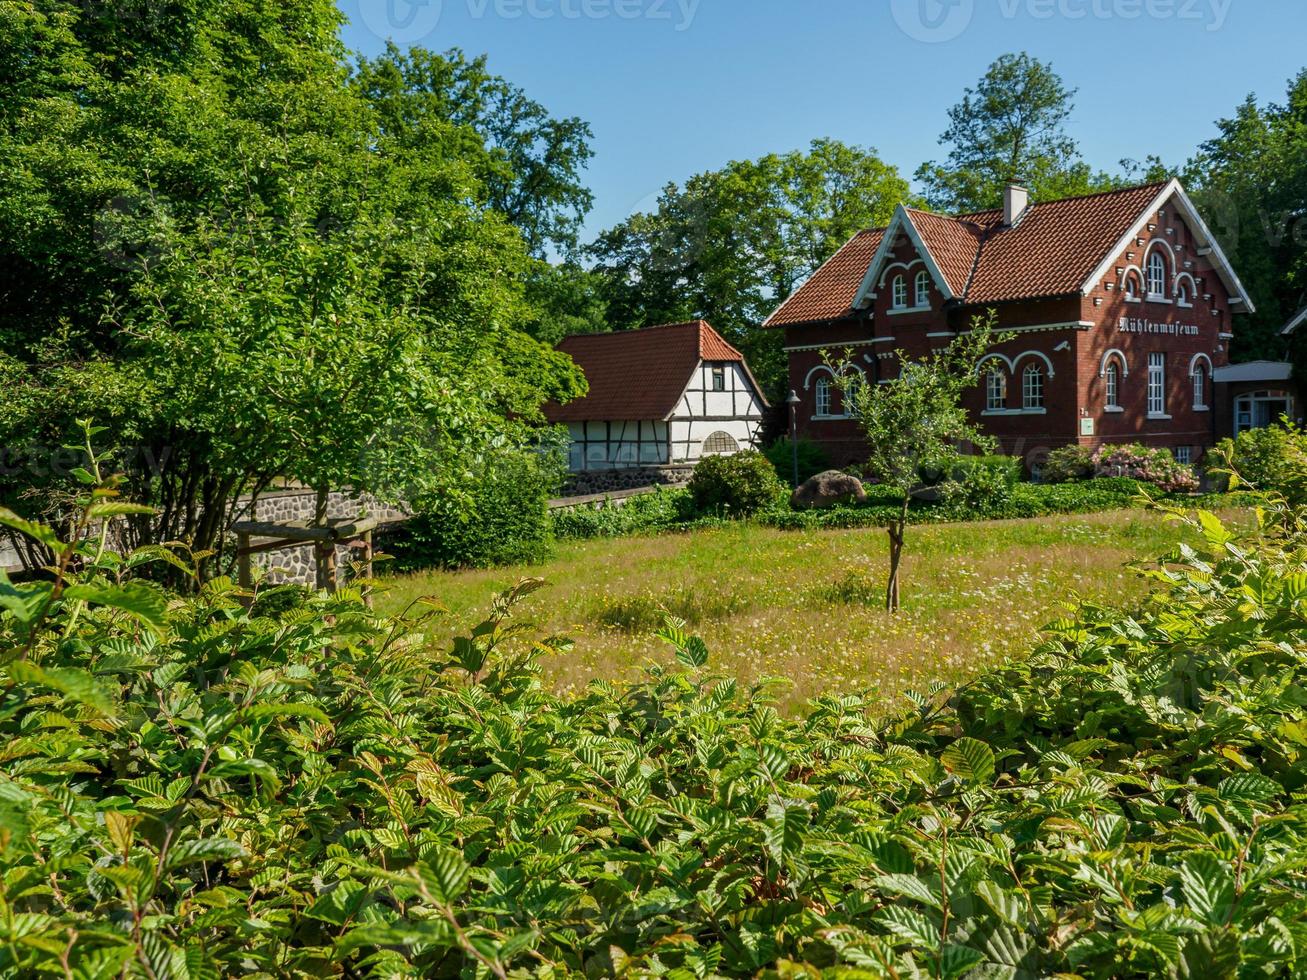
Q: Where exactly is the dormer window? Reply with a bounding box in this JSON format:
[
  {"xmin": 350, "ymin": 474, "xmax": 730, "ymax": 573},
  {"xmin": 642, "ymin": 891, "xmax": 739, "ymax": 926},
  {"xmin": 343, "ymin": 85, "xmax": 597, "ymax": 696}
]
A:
[
  {"xmin": 914, "ymin": 271, "xmax": 931, "ymax": 308},
  {"xmin": 1147, "ymin": 251, "xmax": 1167, "ymax": 299},
  {"xmin": 892, "ymin": 275, "xmax": 908, "ymax": 310}
]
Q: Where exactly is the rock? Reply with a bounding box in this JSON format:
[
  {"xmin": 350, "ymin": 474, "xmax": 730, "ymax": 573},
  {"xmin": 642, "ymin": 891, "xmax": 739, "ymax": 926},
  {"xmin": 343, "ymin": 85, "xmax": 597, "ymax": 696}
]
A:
[{"xmin": 790, "ymin": 470, "xmax": 868, "ymax": 510}]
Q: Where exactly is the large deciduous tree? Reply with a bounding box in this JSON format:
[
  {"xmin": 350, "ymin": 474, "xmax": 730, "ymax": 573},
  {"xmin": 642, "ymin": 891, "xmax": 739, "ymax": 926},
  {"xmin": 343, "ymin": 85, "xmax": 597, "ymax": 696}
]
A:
[
  {"xmin": 916, "ymin": 53, "xmax": 1118, "ymax": 213},
  {"xmin": 587, "ymin": 139, "xmax": 910, "ymax": 397},
  {"xmin": 0, "ymin": 0, "xmax": 583, "ymax": 575},
  {"xmin": 1183, "ymin": 71, "xmax": 1307, "ymax": 363}
]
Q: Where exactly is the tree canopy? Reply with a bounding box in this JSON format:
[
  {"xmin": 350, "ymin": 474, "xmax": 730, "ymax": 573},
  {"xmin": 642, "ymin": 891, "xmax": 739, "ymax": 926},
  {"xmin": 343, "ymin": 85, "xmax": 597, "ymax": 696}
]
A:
[
  {"xmin": 0, "ymin": 0, "xmax": 583, "ymax": 570},
  {"xmin": 1183, "ymin": 71, "xmax": 1307, "ymax": 362},
  {"xmin": 916, "ymin": 53, "xmax": 1119, "ymax": 213},
  {"xmin": 587, "ymin": 139, "xmax": 911, "ymax": 396}
]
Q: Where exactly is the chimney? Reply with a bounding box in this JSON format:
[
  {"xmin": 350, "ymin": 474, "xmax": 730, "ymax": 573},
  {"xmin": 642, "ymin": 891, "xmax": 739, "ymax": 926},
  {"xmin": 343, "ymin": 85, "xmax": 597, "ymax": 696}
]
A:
[{"xmin": 1003, "ymin": 184, "xmax": 1029, "ymax": 226}]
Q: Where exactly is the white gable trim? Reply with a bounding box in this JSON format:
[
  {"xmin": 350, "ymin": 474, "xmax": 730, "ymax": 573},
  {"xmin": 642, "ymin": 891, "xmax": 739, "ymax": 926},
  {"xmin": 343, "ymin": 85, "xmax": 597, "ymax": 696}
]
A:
[
  {"xmin": 853, "ymin": 206, "xmax": 957, "ymax": 310},
  {"xmin": 1283, "ymin": 306, "xmax": 1307, "ymax": 336},
  {"xmin": 1081, "ymin": 180, "xmax": 1256, "ymax": 313}
]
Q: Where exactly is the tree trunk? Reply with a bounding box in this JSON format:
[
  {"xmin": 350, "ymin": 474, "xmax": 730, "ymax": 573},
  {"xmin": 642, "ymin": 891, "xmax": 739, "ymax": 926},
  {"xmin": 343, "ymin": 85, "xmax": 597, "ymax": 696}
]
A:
[
  {"xmin": 314, "ymin": 484, "xmax": 331, "ymax": 591},
  {"xmin": 885, "ymin": 502, "xmax": 910, "ymax": 613}
]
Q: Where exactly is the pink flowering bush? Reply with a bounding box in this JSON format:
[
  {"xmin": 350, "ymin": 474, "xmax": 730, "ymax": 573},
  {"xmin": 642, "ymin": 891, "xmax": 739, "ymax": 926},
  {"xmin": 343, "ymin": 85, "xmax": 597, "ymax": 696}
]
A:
[{"xmin": 1093, "ymin": 443, "xmax": 1199, "ymax": 493}]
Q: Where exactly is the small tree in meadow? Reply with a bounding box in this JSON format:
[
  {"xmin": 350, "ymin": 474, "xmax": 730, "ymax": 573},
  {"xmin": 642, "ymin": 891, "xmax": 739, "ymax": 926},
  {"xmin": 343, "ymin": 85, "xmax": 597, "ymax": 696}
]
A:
[{"xmin": 832, "ymin": 313, "xmax": 1005, "ymax": 612}]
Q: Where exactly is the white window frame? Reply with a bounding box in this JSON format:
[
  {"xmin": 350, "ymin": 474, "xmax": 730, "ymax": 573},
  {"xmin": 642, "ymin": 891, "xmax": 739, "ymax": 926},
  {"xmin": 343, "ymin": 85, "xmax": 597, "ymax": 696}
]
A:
[
  {"xmin": 1174, "ymin": 446, "xmax": 1193, "ymax": 466},
  {"xmin": 1105, "ymin": 362, "xmax": 1121, "ymax": 411},
  {"xmin": 1192, "ymin": 364, "xmax": 1207, "ymax": 410},
  {"xmin": 1147, "ymin": 251, "xmax": 1167, "ymax": 300},
  {"xmin": 814, "ymin": 376, "xmax": 833, "ymax": 418},
  {"xmin": 1148, "ymin": 352, "xmax": 1167, "ymax": 418},
  {"xmin": 892, "ymin": 275, "xmax": 908, "ymax": 310},
  {"xmin": 914, "ymin": 271, "xmax": 931, "ymax": 308},
  {"xmin": 1176, "ymin": 283, "xmax": 1192, "ymax": 308},
  {"xmin": 1023, "ymin": 364, "xmax": 1045, "ymax": 411},
  {"xmin": 1125, "ymin": 274, "xmax": 1141, "ymax": 302},
  {"xmin": 986, "ymin": 367, "xmax": 1007, "ymax": 412}
]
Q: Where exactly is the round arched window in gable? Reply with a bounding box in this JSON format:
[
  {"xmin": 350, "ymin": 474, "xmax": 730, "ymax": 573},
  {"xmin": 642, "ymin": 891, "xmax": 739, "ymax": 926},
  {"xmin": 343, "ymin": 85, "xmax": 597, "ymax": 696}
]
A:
[{"xmin": 702, "ymin": 431, "xmax": 741, "ymax": 456}]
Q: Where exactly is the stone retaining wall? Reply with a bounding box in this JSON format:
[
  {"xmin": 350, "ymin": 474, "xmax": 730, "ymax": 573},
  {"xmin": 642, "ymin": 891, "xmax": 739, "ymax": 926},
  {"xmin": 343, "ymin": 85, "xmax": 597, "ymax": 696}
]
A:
[
  {"xmin": 0, "ymin": 488, "xmax": 411, "ymax": 587},
  {"xmin": 562, "ymin": 465, "xmax": 695, "ymax": 498},
  {"xmin": 245, "ymin": 488, "xmax": 409, "ymax": 587}
]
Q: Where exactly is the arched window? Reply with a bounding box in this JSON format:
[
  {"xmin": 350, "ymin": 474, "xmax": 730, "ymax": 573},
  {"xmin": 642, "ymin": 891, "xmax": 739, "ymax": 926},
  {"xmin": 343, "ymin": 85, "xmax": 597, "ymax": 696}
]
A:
[
  {"xmin": 1147, "ymin": 251, "xmax": 1167, "ymax": 299},
  {"xmin": 1105, "ymin": 362, "xmax": 1120, "ymax": 410},
  {"xmin": 702, "ymin": 431, "xmax": 740, "ymax": 456},
  {"xmin": 1176, "ymin": 283, "xmax": 1191, "ymax": 307},
  {"xmin": 844, "ymin": 372, "xmax": 864, "ymax": 415},
  {"xmin": 914, "ymin": 271, "xmax": 931, "ymax": 308},
  {"xmin": 1192, "ymin": 363, "xmax": 1208, "ymax": 409},
  {"xmin": 814, "ymin": 376, "xmax": 833, "ymax": 417},
  {"xmin": 1023, "ymin": 364, "xmax": 1045, "ymax": 410},
  {"xmin": 892, "ymin": 275, "xmax": 908, "ymax": 310},
  {"xmin": 1125, "ymin": 273, "xmax": 1140, "ymax": 301},
  {"xmin": 985, "ymin": 366, "xmax": 1007, "ymax": 412}
]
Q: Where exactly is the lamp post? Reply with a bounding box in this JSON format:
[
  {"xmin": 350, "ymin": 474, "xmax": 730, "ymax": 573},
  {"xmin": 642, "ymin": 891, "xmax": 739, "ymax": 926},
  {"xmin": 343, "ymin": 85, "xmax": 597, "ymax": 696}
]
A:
[{"xmin": 786, "ymin": 390, "xmax": 801, "ymax": 488}]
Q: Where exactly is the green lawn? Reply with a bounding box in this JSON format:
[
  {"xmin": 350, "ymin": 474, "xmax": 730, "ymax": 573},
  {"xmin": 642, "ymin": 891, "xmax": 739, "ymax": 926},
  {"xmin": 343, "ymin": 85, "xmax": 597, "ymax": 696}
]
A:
[{"xmin": 378, "ymin": 507, "xmax": 1241, "ymax": 712}]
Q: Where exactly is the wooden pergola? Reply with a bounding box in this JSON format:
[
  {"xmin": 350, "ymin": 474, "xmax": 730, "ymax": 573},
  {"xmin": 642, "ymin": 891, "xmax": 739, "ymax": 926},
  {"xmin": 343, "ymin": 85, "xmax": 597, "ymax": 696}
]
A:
[{"xmin": 232, "ymin": 517, "xmax": 377, "ymax": 598}]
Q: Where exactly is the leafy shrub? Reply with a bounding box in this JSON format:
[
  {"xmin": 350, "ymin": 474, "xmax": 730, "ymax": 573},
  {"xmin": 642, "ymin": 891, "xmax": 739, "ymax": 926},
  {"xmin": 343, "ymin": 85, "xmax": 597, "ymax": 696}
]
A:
[
  {"xmin": 551, "ymin": 486, "xmax": 695, "ymax": 540},
  {"xmin": 687, "ymin": 450, "xmax": 784, "ymax": 516},
  {"xmin": 386, "ymin": 449, "xmax": 562, "ymax": 569},
  {"xmin": 3, "ymin": 477, "xmax": 1306, "ymax": 976},
  {"xmin": 763, "ymin": 436, "xmax": 831, "ymax": 486},
  {"xmin": 950, "ymin": 453, "xmax": 1023, "ymax": 486},
  {"xmin": 1210, "ymin": 422, "xmax": 1307, "ymax": 503},
  {"xmin": 1093, "ymin": 442, "xmax": 1199, "ymax": 492},
  {"xmin": 1042, "ymin": 444, "xmax": 1097, "ymax": 483}
]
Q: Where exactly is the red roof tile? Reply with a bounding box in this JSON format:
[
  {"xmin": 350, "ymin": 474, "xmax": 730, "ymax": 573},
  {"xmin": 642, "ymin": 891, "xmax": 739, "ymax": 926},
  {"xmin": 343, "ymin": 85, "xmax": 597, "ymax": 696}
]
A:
[
  {"xmin": 544, "ymin": 321, "xmax": 761, "ymax": 423},
  {"xmin": 964, "ymin": 183, "xmax": 1168, "ymax": 303},
  {"xmin": 763, "ymin": 230, "xmax": 884, "ymax": 327},
  {"xmin": 765, "ymin": 182, "xmax": 1175, "ymax": 326},
  {"xmin": 904, "ymin": 208, "xmax": 989, "ymax": 296}
]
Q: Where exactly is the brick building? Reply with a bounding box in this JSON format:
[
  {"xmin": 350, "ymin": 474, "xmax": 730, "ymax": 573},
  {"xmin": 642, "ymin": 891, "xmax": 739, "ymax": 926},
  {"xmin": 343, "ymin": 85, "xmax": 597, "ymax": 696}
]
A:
[{"xmin": 764, "ymin": 180, "xmax": 1255, "ymax": 471}]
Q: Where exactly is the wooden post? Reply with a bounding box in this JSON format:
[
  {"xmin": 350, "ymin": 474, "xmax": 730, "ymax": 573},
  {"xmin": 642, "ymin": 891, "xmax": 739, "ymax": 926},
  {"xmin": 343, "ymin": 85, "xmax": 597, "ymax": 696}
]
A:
[
  {"xmin": 237, "ymin": 532, "xmax": 252, "ymax": 591},
  {"xmin": 362, "ymin": 529, "xmax": 374, "ymax": 609},
  {"xmin": 322, "ymin": 541, "xmax": 338, "ymax": 593}
]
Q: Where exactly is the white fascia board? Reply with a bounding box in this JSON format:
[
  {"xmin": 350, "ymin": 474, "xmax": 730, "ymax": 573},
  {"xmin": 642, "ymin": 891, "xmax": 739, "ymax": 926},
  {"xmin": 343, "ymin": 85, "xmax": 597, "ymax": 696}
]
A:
[
  {"xmin": 852, "ymin": 206, "xmax": 957, "ymax": 311},
  {"xmin": 1080, "ymin": 180, "xmax": 1256, "ymax": 313},
  {"xmin": 1283, "ymin": 306, "xmax": 1307, "ymax": 336}
]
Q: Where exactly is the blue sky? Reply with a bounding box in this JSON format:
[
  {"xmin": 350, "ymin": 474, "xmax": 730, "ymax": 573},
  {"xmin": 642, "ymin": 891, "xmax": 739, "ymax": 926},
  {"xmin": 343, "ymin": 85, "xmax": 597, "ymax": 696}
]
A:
[{"xmin": 338, "ymin": 0, "xmax": 1306, "ymax": 240}]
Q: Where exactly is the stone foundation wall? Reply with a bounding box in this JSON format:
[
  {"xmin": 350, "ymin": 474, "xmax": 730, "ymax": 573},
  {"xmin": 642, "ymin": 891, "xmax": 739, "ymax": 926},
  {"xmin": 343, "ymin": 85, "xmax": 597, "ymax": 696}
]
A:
[
  {"xmin": 0, "ymin": 488, "xmax": 410, "ymax": 587},
  {"xmin": 563, "ymin": 465, "xmax": 695, "ymax": 497}
]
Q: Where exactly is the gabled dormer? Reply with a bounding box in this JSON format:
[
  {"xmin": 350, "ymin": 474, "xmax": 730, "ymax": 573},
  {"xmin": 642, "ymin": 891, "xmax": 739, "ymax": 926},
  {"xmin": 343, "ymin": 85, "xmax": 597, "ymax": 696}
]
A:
[{"xmin": 852, "ymin": 205, "xmax": 965, "ymax": 315}]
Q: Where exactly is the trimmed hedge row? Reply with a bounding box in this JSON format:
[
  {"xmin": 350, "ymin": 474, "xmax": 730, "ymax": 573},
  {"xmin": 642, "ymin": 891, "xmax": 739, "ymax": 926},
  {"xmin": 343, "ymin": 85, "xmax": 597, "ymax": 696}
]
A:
[{"xmin": 553, "ymin": 478, "xmax": 1255, "ymax": 541}]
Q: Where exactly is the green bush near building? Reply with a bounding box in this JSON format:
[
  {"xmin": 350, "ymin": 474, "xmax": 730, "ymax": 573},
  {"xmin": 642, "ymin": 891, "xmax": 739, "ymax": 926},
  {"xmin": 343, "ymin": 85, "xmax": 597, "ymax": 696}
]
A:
[
  {"xmin": 687, "ymin": 449, "xmax": 786, "ymax": 516},
  {"xmin": 1210, "ymin": 422, "xmax": 1307, "ymax": 503}
]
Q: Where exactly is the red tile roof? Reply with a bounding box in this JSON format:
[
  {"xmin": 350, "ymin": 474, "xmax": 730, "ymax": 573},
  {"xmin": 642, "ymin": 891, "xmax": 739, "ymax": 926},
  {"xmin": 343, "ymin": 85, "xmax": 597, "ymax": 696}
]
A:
[
  {"xmin": 763, "ymin": 230, "xmax": 884, "ymax": 327},
  {"xmin": 544, "ymin": 320, "xmax": 762, "ymax": 423},
  {"xmin": 766, "ymin": 182, "xmax": 1174, "ymax": 326}
]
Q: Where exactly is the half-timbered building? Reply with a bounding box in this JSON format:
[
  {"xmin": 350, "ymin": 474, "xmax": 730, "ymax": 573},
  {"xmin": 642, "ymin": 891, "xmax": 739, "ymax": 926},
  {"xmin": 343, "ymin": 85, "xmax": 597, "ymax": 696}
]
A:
[{"xmin": 545, "ymin": 321, "xmax": 768, "ymax": 472}]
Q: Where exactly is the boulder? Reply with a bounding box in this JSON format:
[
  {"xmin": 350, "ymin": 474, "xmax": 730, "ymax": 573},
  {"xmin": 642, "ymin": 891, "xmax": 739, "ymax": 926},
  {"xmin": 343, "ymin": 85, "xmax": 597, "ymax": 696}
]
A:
[{"xmin": 790, "ymin": 470, "xmax": 868, "ymax": 511}]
